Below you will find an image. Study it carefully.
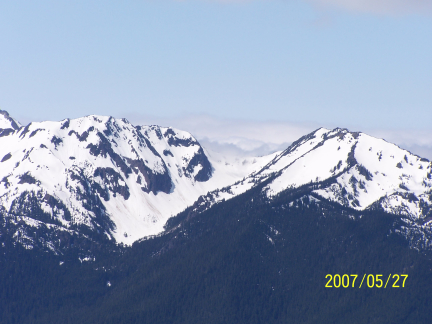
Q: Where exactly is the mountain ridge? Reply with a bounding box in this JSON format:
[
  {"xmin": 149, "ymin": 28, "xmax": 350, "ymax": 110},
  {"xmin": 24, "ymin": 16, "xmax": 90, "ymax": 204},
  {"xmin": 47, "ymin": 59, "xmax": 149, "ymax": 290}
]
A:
[
  {"xmin": 3, "ymin": 111, "xmax": 432, "ymax": 323},
  {"xmin": 0, "ymin": 112, "xmax": 274, "ymax": 249},
  {"xmin": 1, "ymin": 111, "xmax": 431, "ymax": 252},
  {"xmin": 181, "ymin": 127, "xmax": 432, "ymax": 249}
]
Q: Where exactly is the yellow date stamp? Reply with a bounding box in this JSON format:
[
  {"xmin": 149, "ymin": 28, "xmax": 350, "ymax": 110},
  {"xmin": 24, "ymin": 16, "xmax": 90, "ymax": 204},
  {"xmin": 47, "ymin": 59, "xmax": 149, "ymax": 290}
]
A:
[{"xmin": 325, "ymin": 274, "xmax": 408, "ymax": 288}]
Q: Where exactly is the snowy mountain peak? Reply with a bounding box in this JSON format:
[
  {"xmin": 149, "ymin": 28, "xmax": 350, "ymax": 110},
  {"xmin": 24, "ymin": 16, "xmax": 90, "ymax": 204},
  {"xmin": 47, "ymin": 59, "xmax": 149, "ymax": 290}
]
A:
[
  {"xmin": 0, "ymin": 110, "xmax": 21, "ymax": 132},
  {"xmin": 265, "ymin": 128, "xmax": 432, "ymax": 214},
  {"xmin": 0, "ymin": 113, "xmax": 273, "ymax": 248},
  {"xmin": 194, "ymin": 127, "xmax": 432, "ymax": 226},
  {"xmin": 1, "ymin": 115, "xmax": 432, "ymax": 252}
]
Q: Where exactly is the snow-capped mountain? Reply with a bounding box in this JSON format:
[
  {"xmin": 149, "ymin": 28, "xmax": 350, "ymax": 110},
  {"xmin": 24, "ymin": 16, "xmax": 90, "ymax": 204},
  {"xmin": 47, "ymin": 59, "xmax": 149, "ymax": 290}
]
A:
[
  {"xmin": 193, "ymin": 128, "xmax": 432, "ymax": 225},
  {"xmin": 0, "ymin": 111, "xmax": 275, "ymax": 248},
  {"xmin": 1, "ymin": 111, "xmax": 432, "ymax": 252},
  {"xmin": 0, "ymin": 110, "xmax": 21, "ymax": 133}
]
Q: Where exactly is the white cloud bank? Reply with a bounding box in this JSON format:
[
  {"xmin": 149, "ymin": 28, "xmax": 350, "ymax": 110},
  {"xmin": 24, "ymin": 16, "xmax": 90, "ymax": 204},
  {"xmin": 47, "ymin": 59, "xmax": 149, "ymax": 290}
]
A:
[
  {"xmin": 125, "ymin": 113, "xmax": 315, "ymax": 157},
  {"xmin": 125, "ymin": 113, "xmax": 432, "ymax": 160}
]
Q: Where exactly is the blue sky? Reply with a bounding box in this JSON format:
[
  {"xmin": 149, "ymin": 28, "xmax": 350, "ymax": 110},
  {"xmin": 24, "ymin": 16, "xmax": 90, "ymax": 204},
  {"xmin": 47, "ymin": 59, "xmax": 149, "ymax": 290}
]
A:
[{"xmin": 0, "ymin": 0, "xmax": 431, "ymax": 156}]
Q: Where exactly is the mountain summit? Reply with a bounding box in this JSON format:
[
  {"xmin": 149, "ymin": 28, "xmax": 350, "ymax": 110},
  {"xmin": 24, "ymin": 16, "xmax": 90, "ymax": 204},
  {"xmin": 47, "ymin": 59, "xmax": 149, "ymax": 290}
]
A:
[
  {"xmin": 0, "ymin": 110, "xmax": 21, "ymax": 133},
  {"xmin": 0, "ymin": 112, "xmax": 272, "ymax": 248},
  {"xmin": 0, "ymin": 112, "xmax": 431, "ymax": 252},
  {"xmin": 1, "ymin": 113, "xmax": 432, "ymax": 324},
  {"xmin": 188, "ymin": 127, "xmax": 432, "ymax": 248}
]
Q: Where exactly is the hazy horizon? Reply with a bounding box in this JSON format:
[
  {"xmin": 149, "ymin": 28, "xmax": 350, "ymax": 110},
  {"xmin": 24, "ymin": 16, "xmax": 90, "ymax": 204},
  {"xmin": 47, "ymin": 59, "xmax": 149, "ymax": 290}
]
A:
[{"xmin": 1, "ymin": 0, "xmax": 430, "ymax": 157}]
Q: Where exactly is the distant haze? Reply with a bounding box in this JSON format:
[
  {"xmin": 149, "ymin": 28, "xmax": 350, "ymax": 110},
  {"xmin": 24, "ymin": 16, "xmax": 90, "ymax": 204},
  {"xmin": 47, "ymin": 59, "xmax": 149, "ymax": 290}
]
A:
[
  {"xmin": 1, "ymin": 1, "xmax": 430, "ymax": 158},
  {"xmin": 124, "ymin": 113, "xmax": 432, "ymax": 161}
]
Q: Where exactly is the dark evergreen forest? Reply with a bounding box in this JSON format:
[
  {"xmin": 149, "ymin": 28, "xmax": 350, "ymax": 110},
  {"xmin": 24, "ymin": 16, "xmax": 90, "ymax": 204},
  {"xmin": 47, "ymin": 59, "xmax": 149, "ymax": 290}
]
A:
[{"xmin": 1, "ymin": 185, "xmax": 432, "ymax": 324}]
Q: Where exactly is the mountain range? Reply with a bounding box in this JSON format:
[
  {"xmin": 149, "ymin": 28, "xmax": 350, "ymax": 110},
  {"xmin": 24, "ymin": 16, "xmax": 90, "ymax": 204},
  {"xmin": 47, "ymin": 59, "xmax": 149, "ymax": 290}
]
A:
[
  {"xmin": 1, "ymin": 110, "xmax": 431, "ymax": 253},
  {"xmin": 2, "ymin": 110, "xmax": 432, "ymax": 323}
]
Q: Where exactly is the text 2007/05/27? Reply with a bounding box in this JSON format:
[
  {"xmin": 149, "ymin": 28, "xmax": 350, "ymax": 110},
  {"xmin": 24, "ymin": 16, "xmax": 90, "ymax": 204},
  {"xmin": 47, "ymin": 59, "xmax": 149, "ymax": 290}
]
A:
[{"xmin": 325, "ymin": 274, "xmax": 408, "ymax": 288}]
